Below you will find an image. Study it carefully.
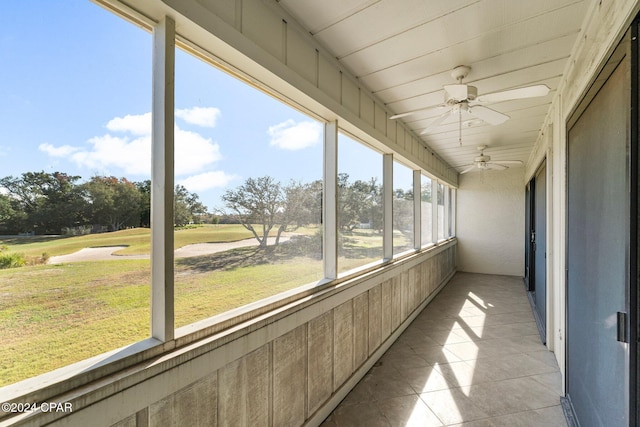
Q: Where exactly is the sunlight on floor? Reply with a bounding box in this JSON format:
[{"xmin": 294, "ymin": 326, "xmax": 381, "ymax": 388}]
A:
[{"xmin": 321, "ymin": 273, "xmax": 566, "ymax": 427}]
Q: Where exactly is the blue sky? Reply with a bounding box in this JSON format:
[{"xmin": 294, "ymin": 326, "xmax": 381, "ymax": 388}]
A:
[{"xmin": 0, "ymin": 1, "xmax": 406, "ymax": 211}]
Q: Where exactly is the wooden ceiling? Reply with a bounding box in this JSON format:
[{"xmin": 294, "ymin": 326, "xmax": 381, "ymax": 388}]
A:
[{"xmin": 277, "ymin": 0, "xmax": 590, "ymax": 171}]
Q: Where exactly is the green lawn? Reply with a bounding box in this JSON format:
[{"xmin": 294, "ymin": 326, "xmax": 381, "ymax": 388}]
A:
[
  {"xmin": 0, "ymin": 224, "xmax": 259, "ymax": 257},
  {"xmin": 0, "ymin": 225, "xmax": 386, "ymax": 386}
]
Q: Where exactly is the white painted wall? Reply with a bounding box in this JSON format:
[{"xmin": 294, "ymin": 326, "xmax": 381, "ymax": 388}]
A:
[{"xmin": 456, "ymin": 168, "xmax": 525, "ymax": 276}]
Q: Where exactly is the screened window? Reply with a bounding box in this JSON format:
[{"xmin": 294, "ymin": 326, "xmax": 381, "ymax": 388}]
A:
[
  {"xmin": 174, "ymin": 48, "xmax": 324, "ymax": 328},
  {"xmin": 420, "ymin": 175, "xmax": 433, "ymax": 246},
  {"xmin": 0, "ymin": 2, "xmax": 151, "ymax": 386},
  {"xmin": 437, "ymin": 183, "xmax": 445, "ymax": 241},
  {"xmin": 393, "ymin": 162, "xmax": 414, "ymax": 255},
  {"xmin": 0, "ymin": 1, "xmax": 459, "ymax": 391},
  {"xmin": 337, "ymin": 134, "xmax": 383, "ymax": 274}
]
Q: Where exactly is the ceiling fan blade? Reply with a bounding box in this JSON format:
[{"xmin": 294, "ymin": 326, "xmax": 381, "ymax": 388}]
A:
[
  {"xmin": 469, "ymin": 105, "xmax": 509, "ymax": 125},
  {"xmin": 390, "ymin": 104, "xmax": 445, "ymax": 120},
  {"xmin": 491, "ymin": 160, "xmax": 523, "ymax": 166},
  {"xmin": 459, "ymin": 165, "xmax": 476, "ymax": 174},
  {"xmin": 419, "ymin": 110, "xmax": 451, "ymax": 134},
  {"xmin": 486, "ymin": 163, "xmax": 508, "ymax": 170},
  {"xmin": 475, "ymin": 84, "xmax": 550, "ymax": 103},
  {"xmin": 444, "ymin": 84, "xmax": 468, "ymax": 101}
]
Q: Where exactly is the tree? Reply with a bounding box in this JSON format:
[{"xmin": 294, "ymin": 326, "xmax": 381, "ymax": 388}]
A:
[
  {"xmin": 337, "ymin": 174, "xmax": 383, "ymax": 232},
  {"xmin": 0, "ymin": 171, "xmax": 87, "ymax": 234},
  {"xmin": 0, "ymin": 194, "xmax": 23, "ymax": 233},
  {"xmin": 83, "ymin": 176, "xmax": 142, "ymax": 231},
  {"xmin": 136, "ymin": 180, "xmax": 151, "ymax": 227},
  {"xmin": 174, "ymin": 185, "xmax": 207, "ymax": 227},
  {"xmin": 222, "ymin": 176, "xmax": 282, "ymax": 248},
  {"xmin": 274, "ymin": 180, "xmax": 322, "ymax": 244},
  {"xmin": 393, "ymin": 187, "xmax": 414, "ymax": 240}
]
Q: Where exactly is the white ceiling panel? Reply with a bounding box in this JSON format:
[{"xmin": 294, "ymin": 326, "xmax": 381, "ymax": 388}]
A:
[{"xmin": 277, "ymin": 0, "xmax": 590, "ymax": 174}]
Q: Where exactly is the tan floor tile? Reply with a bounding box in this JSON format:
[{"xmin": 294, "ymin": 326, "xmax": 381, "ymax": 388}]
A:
[
  {"xmin": 525, "ymin": 349, "xmax": 561, "ymax": 368},
  {"xmin": 410, "ymin": 345, "xmax": 462, "ymax": 365},
  {"xmin": 323, "ymin": 273, "xmax": 565, "ymax": 427},
  {"xmin": 483, "ymin": 322, "xmax": 539, "ymax": 338},
  {"xmin": 380, "ymin": 350, "xmax": 432, "ymax": 369},
  {"xmin": 462, "ymin": 377, "xmax": 561, "ymax": 417},
  {"xmin": 488, "ymin": 405, "xmax": 567, "ymax": 426},
  {"xmin": 377, "ymin": 395, "xmax": 444, "ymax": 426},
  {"xmin": 449, "ymin": 327, "xmax": 485, "ymax": 343},
  {"xmin": 321, "ymin": 401, "xmax": 390, "ymax": 427},
  {"xmin": 433, "ymin": 360, "xmax": 493, "ymax": 387},
  {"xmin": 419, "ymin": 387, "xmax": 490, "ymax": 424},
  {"xmin": 397, "ymin": 365, "xmax": 452, "ymax": 393},
  {"xmin": 529, "ymin": 372, "xmax": 563, "ymax": 395},
  {"xmin": 463, "ymin": 353, "xmax": 558, "ymax": 382}
]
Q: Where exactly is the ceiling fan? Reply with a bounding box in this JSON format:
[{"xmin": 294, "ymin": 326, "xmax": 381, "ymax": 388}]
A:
[
  {"xmin": 390, "ymin": 65, "xmax": 550, "ymax": 143},
  {"xmin": 456, "ymin": 145, "xmax": 523, "ymax": 174}
]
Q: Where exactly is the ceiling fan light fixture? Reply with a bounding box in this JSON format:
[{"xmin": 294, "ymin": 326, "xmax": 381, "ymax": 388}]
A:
[
  {"xmin": 389, "ymin": 65, "xmax": 548, "ymax": 145},
  {"xmin": 457, "ymin": 145, "xmax": 524, "ymax": 174},
  {"xmin": 444, "ymin": 84, "xmax": 477, "ymax": 103}
]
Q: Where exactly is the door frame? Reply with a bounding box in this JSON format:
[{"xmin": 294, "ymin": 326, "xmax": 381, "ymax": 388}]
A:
[
  {"xmin": 562, "ymin": 23, "xmax": 638, "ymax": 425},
  {"xmin": 525, "ymin": 160, "xmax": 547, "ymax": 344},
  {"xmin": 631, "ymin": 16, "xmax": 639, "ymax": 427}
]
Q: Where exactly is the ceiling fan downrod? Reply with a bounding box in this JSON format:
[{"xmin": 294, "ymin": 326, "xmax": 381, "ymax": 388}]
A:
[{"xmin": 458, "ymin": 105, "xmax": 462, "ymax": 146}]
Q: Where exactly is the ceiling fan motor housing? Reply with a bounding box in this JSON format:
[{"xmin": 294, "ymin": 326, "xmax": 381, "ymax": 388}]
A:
[{"xmin": 444, "ymin": 84, "xmax": 477, "ymax": 103}]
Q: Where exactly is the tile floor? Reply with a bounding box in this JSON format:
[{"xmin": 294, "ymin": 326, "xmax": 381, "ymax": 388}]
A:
[{"xmin": 321, "ymin": 272, "xmax": 566, "ymax": 426}]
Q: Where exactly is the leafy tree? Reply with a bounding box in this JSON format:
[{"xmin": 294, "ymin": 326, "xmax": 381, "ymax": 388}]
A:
[
  {"xmin": 393, "ymin": 187, "xmax": 414, "ymax": 240},
  {"xmin": 83, "ymin": 176, "xmax": 142, "ymax": 231},
  {"xmin": 421, "ymin": 183, "xmax": 432, "ymax": 203},
  {"xmin": 0, "ymin": 171, "xmax": 86, "ymax": 234},
  {"xmin": 136, "ymin": 180, "xmax": 151, "ymax": 227},
  {"xmin": 337, "ymin": 174, "xmax": 383, "ymax": 232},
  {"xmin": 222, "ymin": 176, "xmax": 282, "ymax": 248},
  {"xmin": 274, "ymin": 180, "xmax": 322, "ymax": 244},
  {"xmin": 0, "ymin": 194, "xmax": 23, "ymax": 233},
  {"xmin": 174, "ymin": 185, "xmax": 208, "ymax": 227}
]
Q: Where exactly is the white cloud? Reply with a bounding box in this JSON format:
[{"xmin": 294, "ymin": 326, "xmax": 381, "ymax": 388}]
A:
[
  {"xmin": 106, "ymin": 112, "xmax": 152, "ymax": 135},
  {"xmin": 38, "ymin": 143, "xmax": 80, "ymax": 157},
  {"xmin": 268, "ymin": 119, "xmax": 322, "ymax": 150},
  {"xmin": 176, "ymin": 107, "xmax": 220, "ymax": 128},
  {"xmin": 39, "ymin": 111, "xmax": 224, "ymax": 177},
  {"xmin": 178, "ymin": 171, "xmax": 238, "ymax": 192},
  {"xmin": 174, "ymin": 127, "xmax": 222, "ymax": 175},
  {"xmin": 69, "ymin": 134, "xmax": 151, "ymax": 175}
]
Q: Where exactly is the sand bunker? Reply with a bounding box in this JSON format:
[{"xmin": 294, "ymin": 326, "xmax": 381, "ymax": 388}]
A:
[{"xmin": 47, "ymin": 236, "xmax": 291, "ymax": 264}]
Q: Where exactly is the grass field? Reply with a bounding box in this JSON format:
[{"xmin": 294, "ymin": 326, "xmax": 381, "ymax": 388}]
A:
[
  {"xmin": 0, "ymin": 225, "xmax": 387, "ymax": 386},
  {"xmin": 0, "ymin": 224, "xmax": 259, "ymax": 257}
]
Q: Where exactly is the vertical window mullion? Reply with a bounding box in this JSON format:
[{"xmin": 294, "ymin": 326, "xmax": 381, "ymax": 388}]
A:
[
  {"xmin": 324, "ymin": 121, "xmax": 338, "ymax": 280},
  {"xmin": 451, "ymin": 188, "xmax": 457, "ymax": 237},
  {"xmin": 383, "ymin": 154, "xmax": 393, "ymax": 260},
  {"xmin": 431, "ymin": 179, "xmax": 438, "ymax": 244},
  {"xmin": 443, "ymin": 185, "xmax": 450, "ymax": 240},
  {"xmin": 151, "ymin": 16, "xmax": 175, "ymax": 341},
  {"xmin": 413, "ymin": 170, "xmax": 421, "ymax": 249}
]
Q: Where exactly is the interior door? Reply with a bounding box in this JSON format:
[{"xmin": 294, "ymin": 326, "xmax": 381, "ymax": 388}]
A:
[{"xmin": 566, "ymin": 33, "xmax": 630, "ymax": 426}]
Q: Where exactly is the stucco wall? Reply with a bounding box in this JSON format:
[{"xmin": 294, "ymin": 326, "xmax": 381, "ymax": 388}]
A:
[{"xmin": 456, "ymin": 168, "xmax": 525, "ymax": 276}]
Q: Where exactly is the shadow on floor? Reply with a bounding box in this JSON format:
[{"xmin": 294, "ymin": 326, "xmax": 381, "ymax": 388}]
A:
[{"xmin": 321, "ymin": 272, "xmax": 566, "ymax": 427}]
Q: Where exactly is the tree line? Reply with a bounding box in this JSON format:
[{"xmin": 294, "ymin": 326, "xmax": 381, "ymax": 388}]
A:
[
  {"xmin": 219, "ymin": 173, "xmax": 424, "ymax": 248},
  {"xmin": 0, "ymin": 172, "xmax": 206, "ymax": 235},
  {"xmin": 0, "ymin": 171, "xmax": 424, "ymax": 239}
]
